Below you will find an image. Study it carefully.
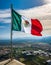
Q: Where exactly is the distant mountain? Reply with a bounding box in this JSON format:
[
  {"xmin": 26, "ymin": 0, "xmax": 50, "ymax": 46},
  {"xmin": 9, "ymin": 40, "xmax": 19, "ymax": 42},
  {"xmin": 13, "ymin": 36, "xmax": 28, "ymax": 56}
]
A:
[{"xmin": 0, "ymin": 36, "xmax": 51, "ymax": 45}]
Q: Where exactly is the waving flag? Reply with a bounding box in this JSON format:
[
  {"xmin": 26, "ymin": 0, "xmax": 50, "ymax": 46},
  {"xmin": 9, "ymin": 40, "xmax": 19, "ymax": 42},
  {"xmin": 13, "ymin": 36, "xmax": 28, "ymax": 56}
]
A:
[{"xmin": 12, "ymin": 9, "xmax": 43, "ymax": 36}]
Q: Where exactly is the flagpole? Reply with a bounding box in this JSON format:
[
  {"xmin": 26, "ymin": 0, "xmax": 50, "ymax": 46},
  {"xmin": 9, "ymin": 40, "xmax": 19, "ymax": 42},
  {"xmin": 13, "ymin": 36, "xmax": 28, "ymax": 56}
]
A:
[{"xmin": 10, "ymin": 4, "xmax": 13, "ymax": 60}]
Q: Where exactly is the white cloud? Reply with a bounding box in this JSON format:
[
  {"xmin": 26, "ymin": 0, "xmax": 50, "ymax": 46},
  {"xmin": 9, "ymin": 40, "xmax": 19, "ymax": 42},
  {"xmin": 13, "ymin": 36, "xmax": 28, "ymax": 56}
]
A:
[
  {"xmin": 0, "ymin": 9, "xmax": 10, "ymax": 18},
  {"xmin": 0, "ymin": 0, "xmax": 51, "ymax": 19},
  {"xmin": 0, "ymin": 18, "xmax": 11, "ymax": 23},
  {"xmin": 17, "ymin": 4, "xmax": 51, "ymax": 20},
  {"xmin": 43, "ymin": 0, "xmax": 51, "ymax": 4},
  {"xmin": 0, "ymin": 1, "xmax": 51, "ymax": 22},
  {"xmin": 0, "ymin": 13, "xmax": 10, "ymax": 18},
  {"xmin": 3, "ymin": 19, "xmax": 11, "ymax": 23},
  {"xmin": 0, "ymin": 9, "xmax": 11, "ymax": 23}
]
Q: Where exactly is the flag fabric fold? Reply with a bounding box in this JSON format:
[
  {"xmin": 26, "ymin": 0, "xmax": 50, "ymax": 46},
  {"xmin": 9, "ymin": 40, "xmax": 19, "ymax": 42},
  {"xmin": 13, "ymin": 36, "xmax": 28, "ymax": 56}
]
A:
[{"xmin": 12, "ymin": 9, "xmax": 43, "ymax": 36}]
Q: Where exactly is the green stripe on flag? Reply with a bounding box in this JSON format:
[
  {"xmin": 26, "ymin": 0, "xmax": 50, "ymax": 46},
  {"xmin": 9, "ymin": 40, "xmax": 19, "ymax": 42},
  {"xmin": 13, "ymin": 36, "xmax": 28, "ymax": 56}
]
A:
[{"xmin": 12, "ymin": 9, "xmax": 21, "ymax": 31}]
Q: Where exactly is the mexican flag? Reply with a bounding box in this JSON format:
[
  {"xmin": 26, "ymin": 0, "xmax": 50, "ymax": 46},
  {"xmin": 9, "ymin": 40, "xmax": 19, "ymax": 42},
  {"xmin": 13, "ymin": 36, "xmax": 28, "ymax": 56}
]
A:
[{"xmin": 12, "ymin": 9, "xmax": 43, "ymax": 36}]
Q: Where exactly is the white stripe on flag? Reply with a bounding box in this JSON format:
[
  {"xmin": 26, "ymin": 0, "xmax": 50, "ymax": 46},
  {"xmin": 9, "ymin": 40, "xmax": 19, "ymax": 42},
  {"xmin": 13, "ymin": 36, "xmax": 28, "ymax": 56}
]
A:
[{"xmin": 21, "ymin": 16, "xmax": 31, "ymax": 34}]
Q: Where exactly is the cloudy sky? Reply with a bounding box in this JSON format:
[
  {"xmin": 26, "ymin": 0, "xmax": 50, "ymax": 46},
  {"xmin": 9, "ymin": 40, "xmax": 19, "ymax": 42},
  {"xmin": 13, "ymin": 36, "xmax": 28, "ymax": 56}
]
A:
[{"xmin": 0, "ymin": 0, "xmax": 51, "ymax": 40}]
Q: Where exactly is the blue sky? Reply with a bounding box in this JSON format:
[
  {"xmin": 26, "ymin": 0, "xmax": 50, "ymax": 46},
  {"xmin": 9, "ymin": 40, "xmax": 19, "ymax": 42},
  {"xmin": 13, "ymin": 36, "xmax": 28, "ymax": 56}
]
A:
[
  {"xmin": 0, "ymin": 0, "xmax": 51, "ymax": 43},
  {"xmin": 0, "ymin": 0, "xmax": 45, "ymax": 9}
]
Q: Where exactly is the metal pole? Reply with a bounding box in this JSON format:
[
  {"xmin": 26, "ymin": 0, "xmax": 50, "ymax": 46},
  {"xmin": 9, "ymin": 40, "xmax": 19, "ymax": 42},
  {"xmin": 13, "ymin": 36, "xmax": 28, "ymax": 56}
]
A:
[{"xmin": 10, "ymin": 4, "xmax": 13, "ymax": 60}]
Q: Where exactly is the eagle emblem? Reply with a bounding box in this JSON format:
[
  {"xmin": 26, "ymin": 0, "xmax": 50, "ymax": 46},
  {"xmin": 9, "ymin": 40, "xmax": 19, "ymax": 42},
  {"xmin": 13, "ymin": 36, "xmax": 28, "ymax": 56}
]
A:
[{"xmin": 24, "ymin": 20, "xmax": 30, "ymax": 27}]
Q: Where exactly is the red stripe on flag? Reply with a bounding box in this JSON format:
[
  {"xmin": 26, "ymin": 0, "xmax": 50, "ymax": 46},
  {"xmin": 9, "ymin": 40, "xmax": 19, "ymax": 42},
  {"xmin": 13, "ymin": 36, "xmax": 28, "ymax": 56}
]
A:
[{"xmin": 31, "ymin": 19, "xmax": 43, "ymax": 36}]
